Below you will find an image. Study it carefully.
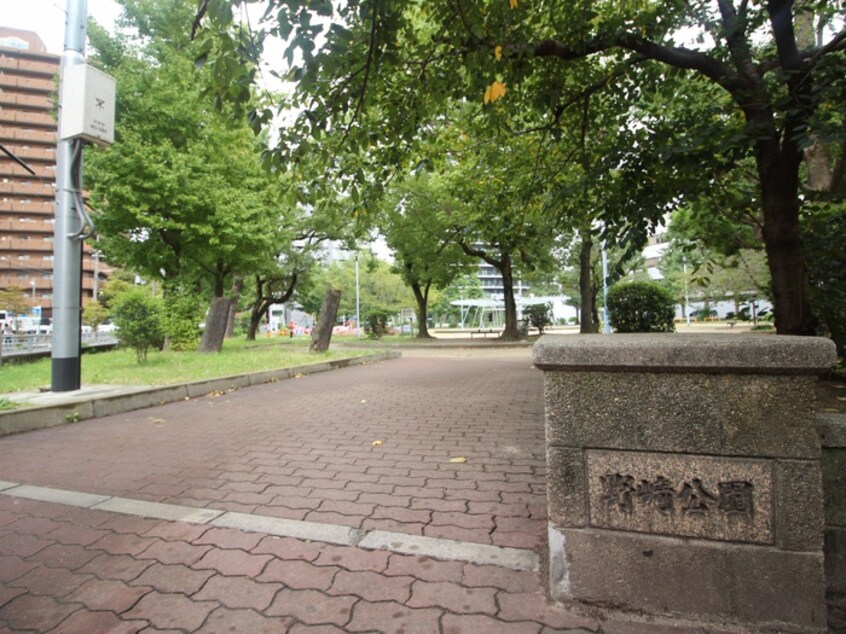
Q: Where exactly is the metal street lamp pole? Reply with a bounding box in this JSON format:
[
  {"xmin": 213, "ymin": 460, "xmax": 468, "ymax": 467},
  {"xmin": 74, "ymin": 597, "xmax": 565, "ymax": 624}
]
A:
[
  {"xmin": 93, "ymin": 250, "xmax": 99, "ymax": 300},
  {"xmin": 683, "ymin": 256, "xmax": 691, "ymax": 327},
  {"xmin": 51, "ymin": 0, "xmax": 88, "ymax": 391},
  {"xmin": 602, "ymin": 245, "xmax": 611, "ymax": 334},
  {"xmin": 355, "ymin": 252, "xmax": 361, "ymax": 338}
]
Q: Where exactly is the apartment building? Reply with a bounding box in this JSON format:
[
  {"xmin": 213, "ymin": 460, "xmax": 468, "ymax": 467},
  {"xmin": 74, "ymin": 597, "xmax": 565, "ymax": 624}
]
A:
[{"xmin": 0, "ymin": 27, "xmax": 106, "ymax": 321}]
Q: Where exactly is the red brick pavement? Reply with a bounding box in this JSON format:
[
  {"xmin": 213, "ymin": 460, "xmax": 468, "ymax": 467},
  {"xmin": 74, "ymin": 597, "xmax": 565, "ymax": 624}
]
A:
[
  {"xmin": 0, "ymin": 354, "xmax": 712, "ymax": 632},
  {"xmin": 0, "ymin": 492, "xmax": 602, "ymax": 632},
  {"xmin": 0, "ymin": 357, "xmax": 548, "ymax": 550}
]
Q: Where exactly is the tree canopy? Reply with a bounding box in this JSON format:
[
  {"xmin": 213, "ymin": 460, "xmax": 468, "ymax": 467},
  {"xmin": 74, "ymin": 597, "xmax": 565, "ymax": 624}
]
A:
[{"xmin": 199, "ymin": 0, "xmax": 846, "ymax": 337}]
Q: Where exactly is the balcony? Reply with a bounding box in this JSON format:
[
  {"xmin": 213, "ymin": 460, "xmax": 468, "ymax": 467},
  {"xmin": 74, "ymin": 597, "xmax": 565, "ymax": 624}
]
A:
[
  {"xmin": 0, "ymin": 55, "xmax": 58, "ymax": 77},
  {"xmin": 0, "ymin": 128, "xmax": 57, "ymax": 145},
  {"xmin": 0, "ymin": 181, "xmax": 54, "ymax": 197},
  {"xmin": 0, "ymin": 109, "xmax": 56, "ymax": 129},
  {"xmin": 0, "ymin": 200, "xmax": 54, "ymax": 214},
  {"xmin": 0, "ymin": 73, "xmax": 55, "ymax": 94},
  {"xmin": 0, "ymin": 144, "xmax": 54, "ymax": 163},
  {"xmin": 0, "ymin": 162, "xmax": 55, "ymax": 180},
  {"xmin": 0, "ymin": 92, "xmax": 52, "ymax": 110},
  {"xmin": 1, "ymin": 238, "xmax": 53, "ymax": 252}
]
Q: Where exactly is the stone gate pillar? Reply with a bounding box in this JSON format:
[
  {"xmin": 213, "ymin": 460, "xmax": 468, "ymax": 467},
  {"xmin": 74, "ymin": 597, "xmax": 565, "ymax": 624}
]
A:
[{"xmin": 533, "ymin": 334, "xmax": 836, "ymax": 633}]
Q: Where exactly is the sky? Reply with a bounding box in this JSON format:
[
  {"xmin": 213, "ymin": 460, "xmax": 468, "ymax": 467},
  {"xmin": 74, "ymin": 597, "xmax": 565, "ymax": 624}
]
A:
[{"xmin": 2, "ymin": 0, "xmax": 121, "ymax": 53}]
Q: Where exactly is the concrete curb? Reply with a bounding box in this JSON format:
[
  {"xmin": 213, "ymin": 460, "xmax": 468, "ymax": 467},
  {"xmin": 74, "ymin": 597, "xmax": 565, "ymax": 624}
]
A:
[{"xmin": 0, "ymin": 351, "xmax": 400, "ymax": 437}]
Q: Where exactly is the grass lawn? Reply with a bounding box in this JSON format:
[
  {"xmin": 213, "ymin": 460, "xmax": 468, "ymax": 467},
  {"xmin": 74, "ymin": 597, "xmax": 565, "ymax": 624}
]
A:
[{"xmin": 0, "ymin": 337, "xmax": 376, "ymax": 393}]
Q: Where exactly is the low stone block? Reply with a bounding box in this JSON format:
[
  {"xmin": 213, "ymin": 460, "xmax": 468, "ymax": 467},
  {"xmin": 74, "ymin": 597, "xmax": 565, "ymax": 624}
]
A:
[
  {"xmin": 184, "ymin": 375, "xmax": 252, "ymax": 398},
  {"xmin": 552, "ymin": 525, "xmax": 826, "ymax": 631},
  {"xmin": 0, "ymin": 401, "xmax": 94, "ymax": 436},
  {"xmin": 775, "ymin": 460, "xmax": 825, "ymax": 552},
  {"xmin": 720, "ymin": 375, "xmax": 820, "ymax": 459},
  {"xmin": 546, "ymin": 446, "xmax": 587, "ymax": 528},
  {"xmin": 544, "ymin": 372, "xmax": 722, "ymax": 454},
  {"xmin": 92, "ymin": 385, "xmax": 189, "ymax": 418}
]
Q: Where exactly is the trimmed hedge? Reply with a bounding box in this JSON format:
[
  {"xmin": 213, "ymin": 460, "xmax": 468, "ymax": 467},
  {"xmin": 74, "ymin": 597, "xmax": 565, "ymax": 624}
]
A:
[{"xmin": 607, "ymin": 281, "xmax": 676, "ymax": 333}]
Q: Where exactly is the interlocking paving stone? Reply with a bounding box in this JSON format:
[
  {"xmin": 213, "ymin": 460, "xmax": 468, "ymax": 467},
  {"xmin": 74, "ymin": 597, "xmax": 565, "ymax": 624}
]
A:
[
  {"xmin": 45, "ymin": 610, "xmax": 147, "ymax": 634},
  {"xmin": 192, "ymin": 574, "xmax": 282, "ymax": 611},
  {"xmin": 77, "ymin": 553, "xmax": 153, "ymax": 582},
  {"xmin": 408, "ymin": 579, "xmax": 498, "ymax": 614},
  {"xmin": 191, "ymin": 547, "xmax": 272, "ymax": 577},
  {"xmin": 121, "ymin": 592, "xmax": 216, "ymax": 631},
  {"xmin": 130, "ymin": 562, "xmax": 214, "ymax": 594},
  {"xmin": 8, "ymin": 566, "xmax": 92, "ymax": 597},
  {"xmin": 258, "ymin": 559, "xmax": 339, "ymax": 590},
  {"xmin": 62, "ymin": 577, "xmax": 152, "ymax": 612},
  {"xmin": 344, "ymin": 600, "xmax": 442, "ymax": 633},
  {"xmin": 0, "ymin": 550, "xmax": 39, "ymax": 584},
  {"xmin": 0, "ymin": 595, "xmax": 81, "ymax": 632},
  {"xmin": 265, "ymin": 588, "xmax": 357, "ymax": 626},
  {"xmin": 194, "ymin": 607, "xmax": 293, "ymax": 634},
  {"xmin": 441, "ymin": 613, "xmax": 542, "ymax": 634},
  {"xmin": 328, "ymin": 569, "xmax": 414, "ymax": 603}
]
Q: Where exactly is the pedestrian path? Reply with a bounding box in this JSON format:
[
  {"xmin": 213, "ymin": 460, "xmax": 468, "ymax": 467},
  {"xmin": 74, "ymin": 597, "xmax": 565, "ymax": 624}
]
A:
[{"xmin": 0, "ymin": 351, "xmax": 732, "ymax": 632}]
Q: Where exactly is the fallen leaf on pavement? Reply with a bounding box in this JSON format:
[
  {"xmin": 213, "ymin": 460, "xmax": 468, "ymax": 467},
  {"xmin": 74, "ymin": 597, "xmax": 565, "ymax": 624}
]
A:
[
  {"xmin": 372, "ymin": 440, "xmax": 384, "ymax": 447},
  {"xmin": 449, "ymin": 457, "xmax": 467, "ymax": 464}
]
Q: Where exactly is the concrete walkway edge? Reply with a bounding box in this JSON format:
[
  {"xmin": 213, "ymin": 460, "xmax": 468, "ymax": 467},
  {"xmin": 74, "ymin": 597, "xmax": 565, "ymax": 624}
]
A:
[{"xmin": 0, "ymin": 351, "xmax": 401, "ymax": 438}]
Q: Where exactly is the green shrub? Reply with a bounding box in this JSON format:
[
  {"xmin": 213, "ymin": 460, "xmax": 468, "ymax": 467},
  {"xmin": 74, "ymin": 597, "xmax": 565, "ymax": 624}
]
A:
[
  {"xmin": 162, "ymin": 285, "xmax": 203, "ymax": 351},
  {"xmin": 607, "ymin": 282, "xmax": 676, "ymax": 333},
  {"xmin": 110, "ymin": 288, "xmax": 164, "ymax": 364},
  {"xmin": 523, "ymin": 303, "xmax": 552, "ymax": 334},
  {"xmin": 364, "ymin": 309, "xmax": 391, "ymax": 339}
]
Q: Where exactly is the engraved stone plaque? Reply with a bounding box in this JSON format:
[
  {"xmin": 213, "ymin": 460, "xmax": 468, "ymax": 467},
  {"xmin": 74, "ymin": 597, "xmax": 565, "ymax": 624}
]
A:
[{"xmin": 586, "ymin": 450, "xmax": 773, "ymax": 544}]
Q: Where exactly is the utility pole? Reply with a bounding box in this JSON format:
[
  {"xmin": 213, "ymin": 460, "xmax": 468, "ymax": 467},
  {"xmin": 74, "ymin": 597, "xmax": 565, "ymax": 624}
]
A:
[
  {"xmin": 51, "ymin": 0, "xmax": 88, "ymax": 391},
  {"xmin": 52, "ymin": 0, "xmax": 115, "ymax": 391}
]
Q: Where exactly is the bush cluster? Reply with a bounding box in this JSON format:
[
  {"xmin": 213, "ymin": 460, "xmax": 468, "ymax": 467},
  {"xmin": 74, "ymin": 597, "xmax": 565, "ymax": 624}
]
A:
[{"xmin": 607, "ymin": 282, "xmax": 676, "ymax": 333}]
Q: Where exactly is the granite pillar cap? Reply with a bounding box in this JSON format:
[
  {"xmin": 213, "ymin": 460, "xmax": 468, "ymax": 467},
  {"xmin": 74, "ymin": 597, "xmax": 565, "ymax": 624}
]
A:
[{"xmin": 532, "ymin": 333, "xmax": 837, "ymax": 374}]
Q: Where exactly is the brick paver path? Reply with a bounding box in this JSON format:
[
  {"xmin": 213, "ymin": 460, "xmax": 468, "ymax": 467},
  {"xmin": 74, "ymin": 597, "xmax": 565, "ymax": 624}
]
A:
[{"xmin": 0, "ymin": 351, "xmax": 710, "ymax": 632}]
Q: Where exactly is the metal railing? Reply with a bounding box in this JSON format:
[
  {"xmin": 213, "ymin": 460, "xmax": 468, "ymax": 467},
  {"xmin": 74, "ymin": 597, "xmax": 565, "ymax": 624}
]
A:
[{"xmin": 1, "ymin": 331, "xmax": 109, "ymax": 354}]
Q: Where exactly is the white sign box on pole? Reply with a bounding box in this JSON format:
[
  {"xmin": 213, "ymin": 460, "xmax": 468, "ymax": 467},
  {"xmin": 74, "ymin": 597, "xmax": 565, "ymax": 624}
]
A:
[{"xmin": 59, "ymin": 64, "xmax": 116, "ymax": 146}]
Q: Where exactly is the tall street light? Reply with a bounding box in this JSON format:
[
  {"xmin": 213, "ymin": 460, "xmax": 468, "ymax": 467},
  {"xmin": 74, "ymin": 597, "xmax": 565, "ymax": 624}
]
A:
[{"xmin": 355, "ymin": 252, "xmax": 361, "ymax": 338}]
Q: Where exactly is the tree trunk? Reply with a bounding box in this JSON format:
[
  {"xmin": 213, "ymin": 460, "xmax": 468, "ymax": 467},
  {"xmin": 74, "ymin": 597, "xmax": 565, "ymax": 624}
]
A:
[
  {"xmin": 499, "ymin": 254, "xmax": 521, "ymax": 340},
  {"xmin": 246, "ymin": 303, "xmax": 267, "ymax": 341},
  {"xmin": 756, "ymin": 144, "xmax": 817, "ymax": 335},
  {"xmin": 199, "ymin": 297, "xmax": 230, "ymax": 353},
  {"xmin": 760, "ymin": 186, "xmax": 816, "ymax": 335},
  {"xmin": 411, "ymin": 281, "xmax": 434, "ymax": 339},
  {"xmin": 224, "ymin": 277, "xmax": 243, "ymax": 338},
  {"xmin": 310, "ymin": 288, "xmax": 341, "ymax": 353},
  {"xmin": 578, "ymin": 229, "xmax": 596, "ymax": 334}
]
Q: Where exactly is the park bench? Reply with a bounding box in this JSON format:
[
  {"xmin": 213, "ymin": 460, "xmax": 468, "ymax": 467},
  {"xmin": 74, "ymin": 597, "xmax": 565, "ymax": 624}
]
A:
[{"xmin": 470, "ymin": 329, "xmax": 498, "ymax": 338}]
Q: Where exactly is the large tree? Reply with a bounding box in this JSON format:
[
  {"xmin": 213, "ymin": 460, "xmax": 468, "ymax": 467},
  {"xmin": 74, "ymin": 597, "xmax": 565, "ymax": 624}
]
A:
[
  {"xmin": 199, "ymin": 0, "xmax": 846, "ymax": 336},
  {"xmin": 381, "ymin": 175, "xmax": 474, "ymax": 338},
  {"xmin": 87, "ymin": 0, "xmax": 280, "ymax": 352}
]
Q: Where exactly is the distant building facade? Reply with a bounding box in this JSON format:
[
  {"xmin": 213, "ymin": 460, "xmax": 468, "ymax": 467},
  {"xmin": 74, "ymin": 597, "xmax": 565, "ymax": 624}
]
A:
[{"xmin": 0, "ymin": 27, "xmax": 107, "ymax": 320}]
